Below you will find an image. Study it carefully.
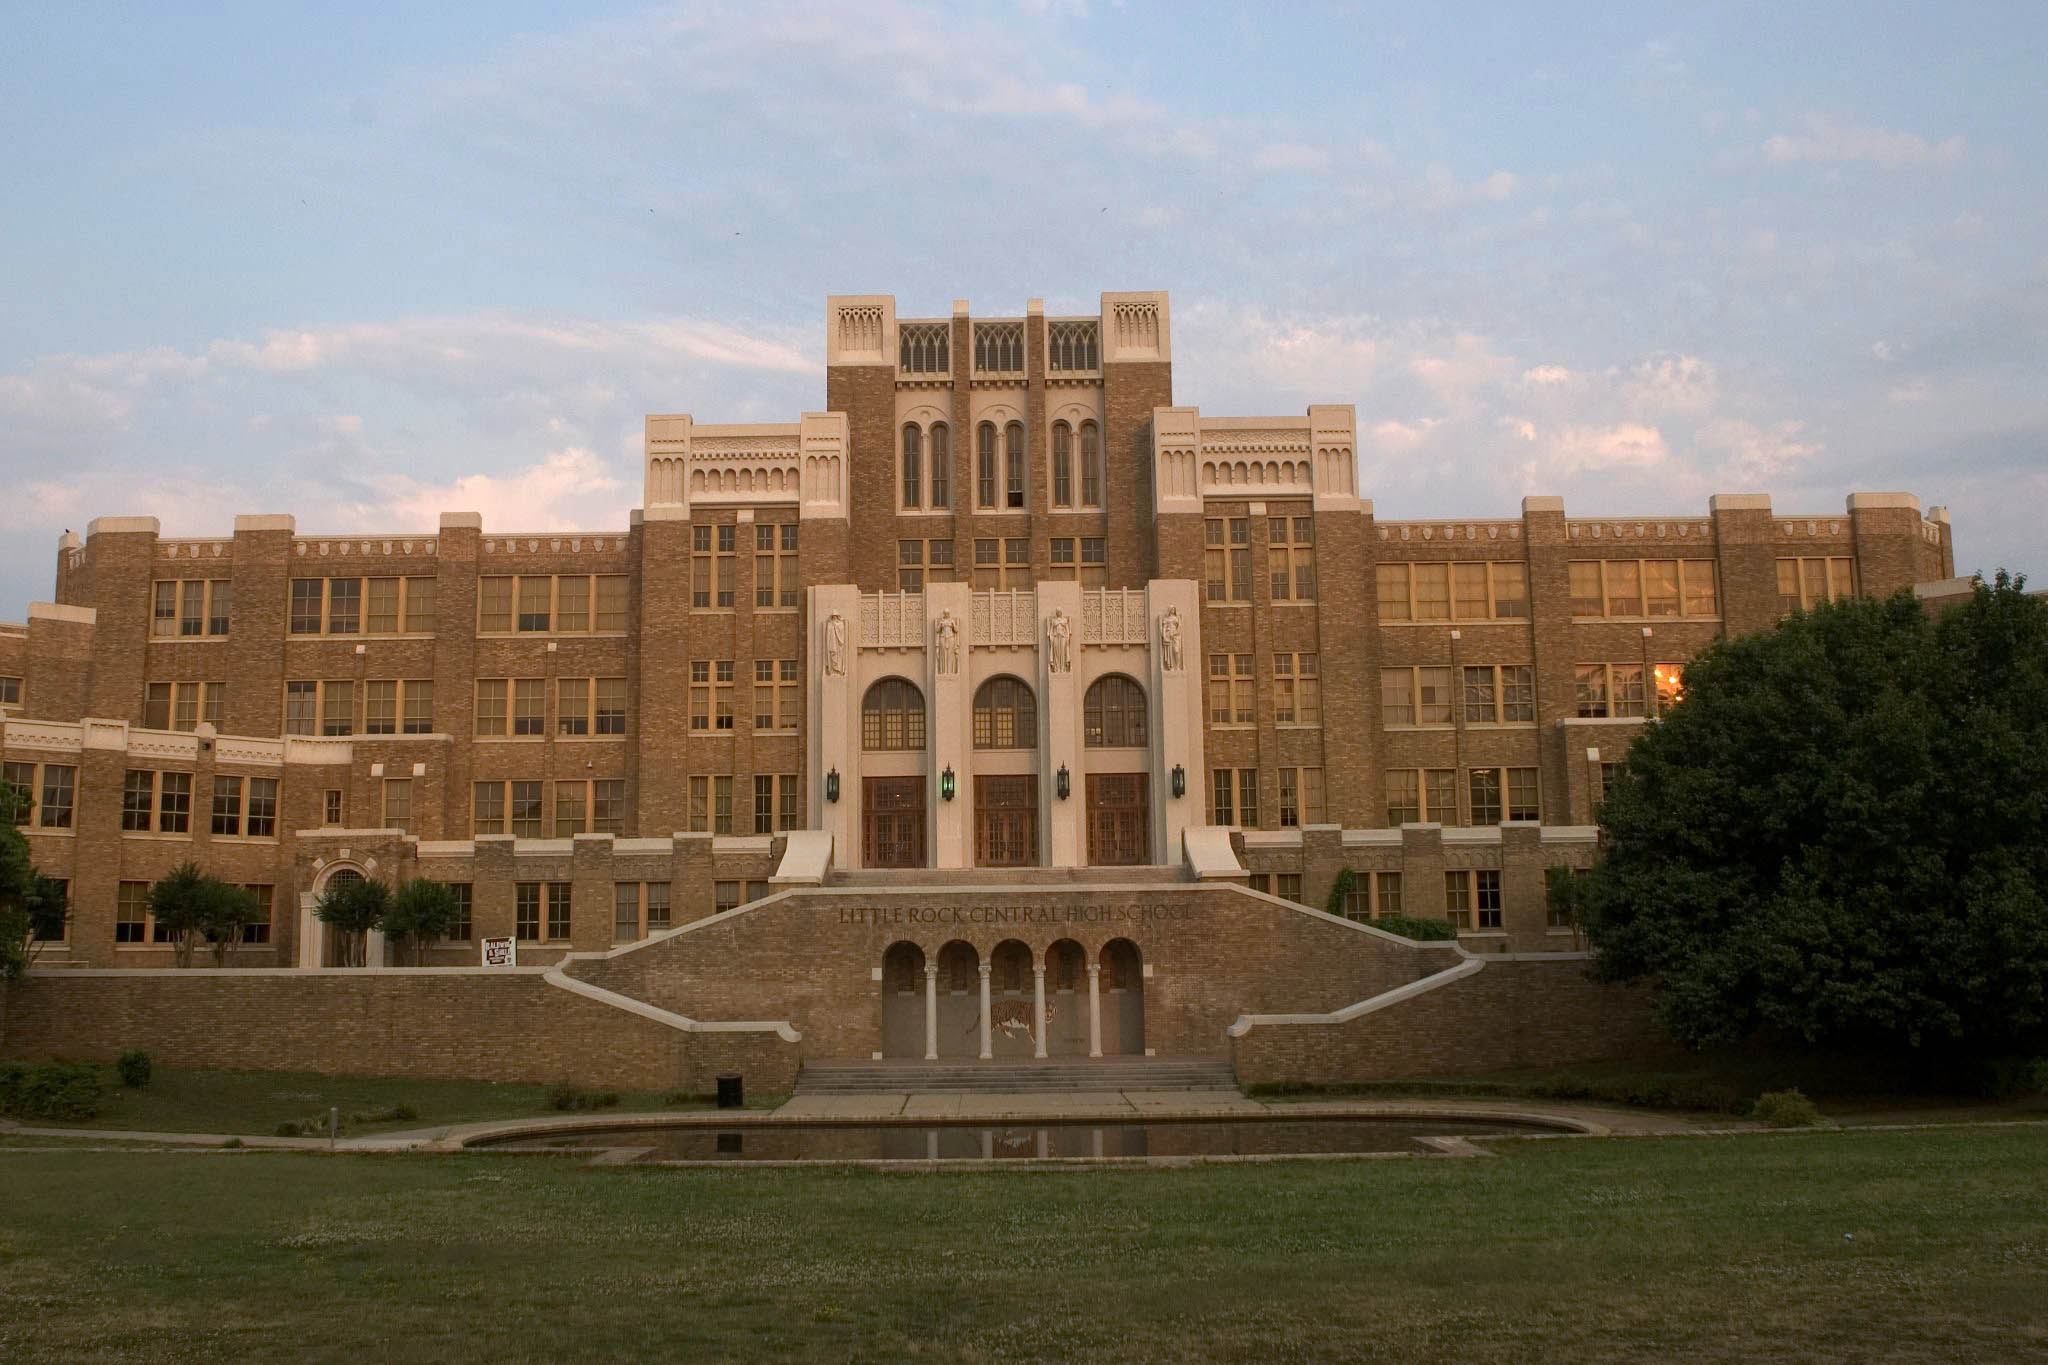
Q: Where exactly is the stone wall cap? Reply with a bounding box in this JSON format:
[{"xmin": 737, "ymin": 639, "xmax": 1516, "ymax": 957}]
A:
[
  {"xmin": 87, "ymin": 515, "xmax": 159, "ymax": 537},
  {"xmin": 28, "ymin": 602, "xmax": 96, "ymax": 626},
  {"xmin": 439, "ymin": 511, "xmax": 483, "ymax": 530},
  {"xmin": 1845, "ymin": 491, "xmax": 1920, "ymax": 513},
  {"xmin": 1708, "ymin": 493, "xmax": 1772, "ymax": 512},
  {"xmin": 1521, "ymin": 495, "xmax": 1565, "ymax": 513},
  {"xmin": 1912, "ymin": 576, "xmax": 1979, "ymax": 600}
]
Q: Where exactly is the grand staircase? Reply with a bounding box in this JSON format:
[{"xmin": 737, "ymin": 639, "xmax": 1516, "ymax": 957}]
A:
[{"xmin": 794, "ymin": 1056, "xmax": 1237, "ymax": 1095}]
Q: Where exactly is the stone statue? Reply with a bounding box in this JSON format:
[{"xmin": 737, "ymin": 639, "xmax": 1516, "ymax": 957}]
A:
[
  {"xmin": 934, "ymin": 610, "xmax": 961, "ymax": 676},
  {"xmin": 823, "ymin": 612, "xmax": 847, "ymax": 677},
  {"xmin": 1158, "ymin": 606, "xmax": 1183, "ymax": 672},
  {"xmin": 1046, "ymin": 609, "xmax": 1073, "ymax": 674}
]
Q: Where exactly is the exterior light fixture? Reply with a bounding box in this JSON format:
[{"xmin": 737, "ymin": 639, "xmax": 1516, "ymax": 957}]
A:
[
  {"xmin": 1170, "ymin": 763, "xmax": 1186, "ymax": 799},
  {"xmin": 940, "ymin": 766, "xmax": 957, "ymax": 802},
  {"xmin": 1055, "ymin": 764, "xmax": 1070, "ymax": 801},
  {"xmin": 825, "ymin": 768, "xmax": 840, "ymax": 804}
]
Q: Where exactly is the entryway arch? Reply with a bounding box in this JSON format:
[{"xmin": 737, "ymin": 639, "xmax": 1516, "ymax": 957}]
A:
[
  {"xmin": 880, "ymin": 941, "xmax": 925, "ymax": 1059},
  {"xmin": 934, "ymin": 940, "xmax": 980, "ymax": 1058},
  {"xmin": 1100, "ymin": 938, "xmax": 1146, "ymax": 1056},
  {"xmin": 988, "ymin": 939, "xmax": 1036, "ymax": 1057},
  {"xmin": 1044, "ymin": 938, "xmax": 1090, "ymax": 1056}
]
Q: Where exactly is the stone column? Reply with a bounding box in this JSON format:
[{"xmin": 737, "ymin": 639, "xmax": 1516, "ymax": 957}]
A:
[
  {"xmin": 927, "ymin": 580, "xmax": 972, "ymax": 869},
  {"xmin": 1032, "ymin": 965, "xmax": 1048, "ymax": 1059},
  {"xmin": 977, "ymin": 962, "xmax": 993, "ymax": 1060},
  {"xmin": 1087, "ymin": 961, "xmax": 1103, "ymax": 1058},
  {"xmin": 923, "ymin": 962, "xmax": 939, "ymax": 1061},
  {"xmin": 1148, "ymin": 579, "xmax": 1205, "ymax": 865},
  {"xmin": 1038, "ymin": 579, "xmax": 1084, "ymax": 868}
]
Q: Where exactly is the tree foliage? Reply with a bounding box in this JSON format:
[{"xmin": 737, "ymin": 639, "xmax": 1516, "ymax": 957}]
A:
[
  {"xmin": 145, "ymin": 863, "xmax": 258, "ymax": 968},
  {"xmin": 382, "ymin": 879, "xmax": 461, "ymax": 965},
  {"xmin": 1, "ymin": 785, "xmax": 70, "ymax": 980},
  {"xmin": 1582, "ymin": 573, "xmax": 2048, "ymax": 1053},
  {"xmin": 313, "ymin": 875, "xmax": 391, "ymax": 968}
]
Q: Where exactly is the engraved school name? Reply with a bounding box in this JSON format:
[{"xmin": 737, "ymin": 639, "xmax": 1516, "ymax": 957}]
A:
[{"xmin": 836, "ymin": 903, "xmax": 1194, "ymax": 928}]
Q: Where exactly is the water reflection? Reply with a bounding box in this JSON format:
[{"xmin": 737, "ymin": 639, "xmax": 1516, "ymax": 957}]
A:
[{"xmin": 487, "ymin": 1118, "xmax": 1552, "ymax": 1163}]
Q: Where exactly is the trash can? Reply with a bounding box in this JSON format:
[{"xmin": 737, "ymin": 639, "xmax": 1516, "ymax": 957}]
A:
[{"xmin": 716, "ymin": 1072, "xmax": 743, "ymax": 1109}]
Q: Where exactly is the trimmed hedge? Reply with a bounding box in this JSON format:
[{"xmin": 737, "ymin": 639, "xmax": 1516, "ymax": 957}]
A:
[{"xmin": 0, "ymin": 1061, "xmax": 103, "ymax": 1121}]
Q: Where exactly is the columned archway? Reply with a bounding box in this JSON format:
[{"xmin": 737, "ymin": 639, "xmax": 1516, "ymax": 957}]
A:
[
  {"xmin": 1044, "ymin": 939, "xmax": 1089, "ymax": 1056},
  {"xmin": 934, "ymin": 940, "xmax": 981, "ymax": 1058},
  {"xmin": 988, "ymin": 939, "xmax": 1035, "ymax": 1057}
]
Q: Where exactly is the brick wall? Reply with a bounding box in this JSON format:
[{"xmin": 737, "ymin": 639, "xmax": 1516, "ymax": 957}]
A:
[
  {"xmin": 1231, "ymin": 956, "xmax": 1670, "ymax": 1083},
  {"xmin": 2, "ymin": 969, "xmax": 800, "ymax": 1093}
]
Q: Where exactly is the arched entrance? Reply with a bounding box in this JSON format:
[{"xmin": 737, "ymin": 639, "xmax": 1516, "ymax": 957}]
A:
[
  {"xmin": 1044, "ymin": 939, "xmax": 1089, "ymax": 1056},
  {"xmin": 308, "ymin": 864, "xmax": 371, "ymax": 968},
  {"xmin": 880, "ymin": 941, "xmax": 925, "ymax": 1059},
  {"xmin": 988, "ymin": 939, "xmax": 1036, "ymax": 1057},
  {"xmin": 934, "ymin": 940, "xmax": 980, "ymax": 1058},
  {"xmin": 1100, "ymin": 938, "xmax": 1146, "ymax": 1055}
]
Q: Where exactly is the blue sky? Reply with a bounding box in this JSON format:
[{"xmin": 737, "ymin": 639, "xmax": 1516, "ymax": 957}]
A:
[{"xmin": 3, "ymin": 1, "xmax": 2043, "ymax": 610}]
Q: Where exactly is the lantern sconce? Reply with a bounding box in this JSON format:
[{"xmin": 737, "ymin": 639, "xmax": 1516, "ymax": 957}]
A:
[
  {"xmin": 1055, "ymin": 764, "xmax": 1071, "ymax": 801},
  {"xmin": 825, "ymin": 768, "xmax": 840, "ymax": 804},
  {"xmin": 940, "ymin": 766, "xmax": 957, "ymax": 802},
  {"xmin": 1170, "ymin": 763, "xmax": 1186, "ymax": 799}
]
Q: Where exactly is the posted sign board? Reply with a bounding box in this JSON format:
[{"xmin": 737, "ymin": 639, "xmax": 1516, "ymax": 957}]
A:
[{"xmin": 481, "ymin": 936, "xmax": 517, "ymax": 967}]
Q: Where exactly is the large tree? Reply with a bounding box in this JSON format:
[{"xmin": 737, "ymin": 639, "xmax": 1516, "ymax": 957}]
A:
[
  {"xmin": 313, "ymin": 875, "xmax": 391, "ymax": 968},
  {"xmin": 1, "ymin": 787, "xmax": 70, "ymax": 979},
  {"xmin": 381, "ymin": 878, "xmax": 461, "ymax": 965},
  {"xmin": 1582, "ymin": 573, "xmax": 2048, "ymax": 1053}
]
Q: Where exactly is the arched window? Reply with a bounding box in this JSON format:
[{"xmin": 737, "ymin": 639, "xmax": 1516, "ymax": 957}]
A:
[
  {"xmin": 928, "ymin": 423, "xmax": 950, "ymax": 508},
  {"xmin": 1004, "ymin": 422, "xmax": 1026, "ymax": 508},
  {"xmin": 901, "ymin": 424, "xmax": 922, "ymax": 508},
  {"xmin": 1080, "ymin": 420, "xmax": 1102, "ymax": 507},
  {"xmin": 862, "ymin": 678, "xmax": 927, "ymax": 751},
  {"xmin": 1052, "ymin": 422, "xmax": 1073, "ymax": 507},
  {"xmin": 1084, "ymin": 674, "xmax": 1148, "ymax": 747},
  {"xmin": 976, "ymin": 423, "xmax": 997, "ymax": 508},
  {"xmin": 972, "ymin": 675, "xmax": 1037, "ymax": 749}
]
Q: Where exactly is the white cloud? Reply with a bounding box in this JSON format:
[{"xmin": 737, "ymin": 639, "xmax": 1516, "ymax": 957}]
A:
[
  {"xmin": 1521, "ymin": 364, "xmax": 1577, "ymax": 387},
  {"xmin": 1537, "ymin": 423, "xmax": 1671, "ymax": 476},
  {"xmin": 1366, "ymin": 418, "xmax": 1440, "ymax": 453},
  {"xmin": 1695, "ymin": 419, "xmax": 1818, "ymax": 484},
  {"xmin": 1762, "ymin": 117, "xmax": 1965, "ymax": 169},
  {"xmin": 1254, "ymin": 142, "xmax": 1331, "ymax": 173},
  {"xmin": 1625, "ymin": 354, "xmax": 1718, "ymax": 417},
  {"xmin": 360, "ymin": 447, "xmax": 627, "ymax": 532}
]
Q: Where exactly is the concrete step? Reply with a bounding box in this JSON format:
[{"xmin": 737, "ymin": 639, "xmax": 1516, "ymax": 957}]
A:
[
  {"xmin": 827, "ymin": 865, "xmax": 1187, "ymax": 887},
  {"xmin": 795, "ymin": 1056, "xmax": 1238, "ymax": 1095}
]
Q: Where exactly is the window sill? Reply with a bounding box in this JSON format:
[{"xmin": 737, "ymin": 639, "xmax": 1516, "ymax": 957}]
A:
[
  {"xmin": 473, "ymin": 631, "xmax": 628, "ymax": 639},
  {"xmin": 27, "ymin": 827, "xmax": 76, "ymax": 837},
  {"xmin": 1382, "ymin": 724, "xmax": 1455, "ymax": 733},
  {"xmin": 555, "ymin": 733, "xmax": 629, "ymax": 743},
  {"xmin": 475, "ymin": 735, "xmax": 548, "ymax": 743},
  {"xmin": 149, "ymin": 635, "xmax": 230, "ymax": 643},
  {"xmin": 1569, "ymin": 615, "xmax": 1720, "ymax": 625},
  {"xmin": 288, "ymin": 632, "xmax": 440, "ymax": 641},
  {"xmin": 122, "ymin": 831, "xmax": 194, "ymax": 841}
]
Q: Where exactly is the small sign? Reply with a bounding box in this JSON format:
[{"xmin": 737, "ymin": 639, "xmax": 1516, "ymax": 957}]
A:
[{"xmin": 481, "ymin": 936, "xmax": 517, "ymax": 967}]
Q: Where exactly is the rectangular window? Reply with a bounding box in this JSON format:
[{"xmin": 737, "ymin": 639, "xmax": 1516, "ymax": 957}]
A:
[
  {"xmin": 4, "ymin": 761, "xmax": 35, "ymax": 824},
  {"xmin": 1381, "ymin": 667, "xmax": 1454, "ymax": 727},
  {"xmin": 1202, "ymin": 518, "xmax": 1254, "ymax": 602},
  {"xmin": 1577, "ymin": 663, "xmax": 1646, "ymax": 718},
  {"xmin": 211, "ymin": 774, "xmax": 243, "ymax": 835},
  {"xmin": 1268, "ymin": 514, "xmax": 1315, "ymax": 601},
  {"xmin": 515, "ymin": 883, "xmax": 541, "ymax": 941},
  {"xmin": 1376, "ymin": 871, "xmax": 1403, "ymax": 917},
  {"xmin": 448, "ymin": 883, "xmax": 473, "ymax": 941},
  {"xmin": 38, "ymin": 765, "xmax": 75, "ymax": 829},
  {"xmin": 754, "ymin": 660, "xmax": 798, "ymax": 731},
  {"xmin": 754, "ymin": 523, "xmax": 799, "ymax": 608},
  {"xmin": 122, "ymin": 769, "xmax": 155, "ymax": 832},
  {"xmin": 1272, "ymin": 653, "xmax": 1320, "ymax": 725},
  {"xmin": 240, "ymin": 884, "xmax": 272, "ymax": 943},
  {"xmin": 596, "ymin": 574, "xmax": 629, "ymax": 630},
  {"xmin": 326, "ymin": 578, "xmax": 361, "ymax": 634},
  {"xmin": 247, "ymin": 777, "xmax": 278, "ymax": 837},
  {"xmin": 614, "ymin": 882, "xmax": 641, "ymax": 942},
  {"xmin": 716, "ymin": 524, "xmax": 736, "ymax": 606},
  {"xmin": 1079, "ymin": 536, "xmax": 1105, "ymax": 588},
  {"xmin": 403, "ymin": 680, "xmax": 434, "ymax": 734},
  {"xmin": 1276, "ymin": 767, "xmax": 1324, "ymax": 827},
  {"xmin": 547, "ymin": 882, "xmax": 572, "ymax": 939},
  {"xmin": 1476, "ymin": 869, "xmax": 1503, "ymax": 929},
  {"xmin": 157, "ymin": 771, "xmax": 190, "ymax": 834},
  {"xmin": 1571, "ymin": 559, "xmax": 1721, "ymax": 619},
  {"xmin": 116, "ymin": 881, "xmax": 151, "ymax": 944},
  {"xmin": 1412, "ymin": 563, "xmax": 1450, "ymax": 621},
  {"xmin": 713, "ymin": 775, "xmax": 733, "ymax": 834},
  {"xmin": 404, "ymin": 577, "xmax": 437, "ymax": 633},
  {"xmin": 556, "ymin": 576, "xmax": 590, "ymax": 633},
  {"xmin": 475, "ymin": 679, "xmax": 508, "ymax": 736},
  {"xmin": 1574, "ymin": 664, "xmax": 1610, "ymax": 718},
  {"xmin": 1445, "ymin": 870, "xmax": 1472, "ymax": 931},
  {"xmin": 644, "ymin": 881, "xmax": 671, "ymax": 930},
  {"xmin": 898, "ymin": 539, "xmax": 925, "ymax": 592},
  {"xmin": 510, "ymin": 781, "xmax": 543, "ymax": 838},
  {"xmin": 554, "ymin": 780, "xmax": 586, "ymax": 837},
  {"xmin": 320, "ymin": 681, "xmax": 353, "ymax": 736},
  {"xmin": 516, "ymin": 575, "xmax": 551, "ymax": 632},
  {"xmin": 323, "ymin": 789, "xmax": 343, "ymax": 825},
  {"xmin": 595, "ymin": 677, "xmax": 626, "ymax": 735},
  {"xmin": 1209, "ymin": 767, "xmax": 1256, "ymax": 827},
  {"xmin": 1208, "ymin": 653, "xmax": 1255, "ymax": 725},
  {"xmin": 1385, "ymin": 769, "xmax": 1456, "ymax": 825},
  {"xmin": 751, "ymin": 773, "xmax": 800, "ymax": 834},
  {"xmin": 290, "ymin": 579, "xmax": 324, "ymax": 634},
  {"xmin": 1507, "ymin": 767, "xmax": 1540, "ymax": 822},
  {"xmin": 558, "ymin": 678, "xmax": 590, "ymax": 736},
  {"xmin": 473, "ymin": 782, "xmax": 506, "ymax": 835},
  {"xmin": 0, "ymin": 676, "xmax": 20, "ymax": 707},
  {"xmin": 512, "ymin": 679, "xmax": 545, "ymax": 736},
  {"xmin": 479, "ymin": 576, "xmax": 514, "ymax": 632},
  {"xmin": 383, "ymin": 778, "xmax": 412, "ymax": 832},
  {"xmin": 1468, "ymin": 768, "xmax": 1501, "ymax": 825},
  {"xmin": 1777, "ymin": 556, "xmax": 1857, "ymax": 614},
  {"xmin": 144, "ymin": 682, "xmax": 171, "ymax": 730},
  {"xmin": 152, "ymin": 579, "xmax": 231, "ymax": 637},
  {"xmin": 688, "ymin": 775, "xmax": 708, "ymax": 833},
  {"xmin": 592, "ymin": 779, "xmax": 625, "ymax": 835},
  {"xmin": 366, "ymin": 577, "xmax": 400, "ymax": 634},
  {"xmin": 364, "ymin": 680, "xmax": 398, "ymax": 735},
  {"xmin": 1462, "ymin": 664, "xmax": 1536, "ymax": 724}
]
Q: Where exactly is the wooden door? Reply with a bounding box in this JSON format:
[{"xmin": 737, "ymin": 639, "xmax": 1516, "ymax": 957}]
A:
[
  {"xmin": 974, "ymin": 774, "xmax": 1037, "ymax": 867},
  {"xmin": 862, "ymin": 777, "xmax": 925, "ymax": 868},
  {"xmin": 1086, "ymin": 773, "xmax": 1149, "ymax": 865}
]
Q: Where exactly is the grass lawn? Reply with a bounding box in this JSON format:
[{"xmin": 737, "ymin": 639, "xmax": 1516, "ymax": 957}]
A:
[
  {"xmin": 7, "ymin": 1066, "xmax": 781, "ymax": 1137},
  {"xmin": 2, "ymin": 1126, "xmax": 2045, "ymax": 1360}
]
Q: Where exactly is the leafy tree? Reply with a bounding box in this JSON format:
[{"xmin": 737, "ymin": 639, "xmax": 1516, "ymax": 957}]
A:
[
  {"xmin": 1581, "ymin": 572, "xmax": 2048, "ymax": 1054},
  {"xmin": 1, "ymin": 785, "xmax": 69, "ymax": 979},
  {"xmin": 147, "ymin": 863, "xmax": 212, "ymax": 968},
  {"xmin": 382, "ymin": 878, "xmax": 461, "ymax": 965},
  {"xmin": 313, "ymin": 875, "xmax": 391, "ymax": 968},
  {"xmin": 197, "ymin": 882, "xmax": 262, "ymax": 967},
  {"xmin": 1324, "ymin": 867, "xmax": 1357, "ymax": 919}
]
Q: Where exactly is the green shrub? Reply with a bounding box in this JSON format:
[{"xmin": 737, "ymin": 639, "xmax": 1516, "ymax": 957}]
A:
[
  {"xmin": 391, "ymin": 1103, "xmax": 418, "ymax": 1122},
  {"xmin": 1752, "ymin": 1088, "xmax": 1825, "ymax": 1128},
  {"xmin": 222, "ymin": 1137, "xmax": 243, "ymax": 1149},
  {"xmin": 116, "ymin": 1049, "xmax": 153, "ymax": 1089},
  {"xmin": 275, "ymin": 1121, "xmax": 301, "ymax": 1137},
  {"xmin": 1, "ymin": 1062, "xmax": 102, "ymax": 1121},
  {"xmin": 1369, "ymin": 913, "xmax": 1459, "ymax": 942}
]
